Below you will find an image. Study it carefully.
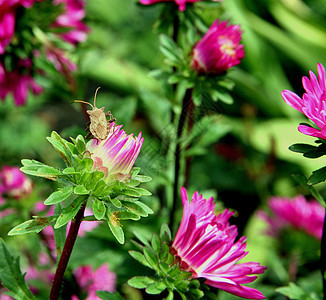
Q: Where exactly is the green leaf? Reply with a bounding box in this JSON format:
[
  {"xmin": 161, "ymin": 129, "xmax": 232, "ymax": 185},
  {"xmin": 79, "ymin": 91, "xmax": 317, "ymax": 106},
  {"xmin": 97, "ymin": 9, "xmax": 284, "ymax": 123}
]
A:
[
  {"xmin": 151, "ymin": 234, "xmax": 161, "ymax": 254},
  {"xmin": 96, "ymin": 291, "xmax": 125, "ymax": 300},
  {"xmin": 292, "ymin": 174, "xmax": 326, "ymax": 207},
  {"xmin": 134, "ymin": 175, "xmax": 152, "ymax": 182},
  {"xmin": 128, "ymin": 250, "xmax": 151, "ymax": 268},
  {"xmin": 46, "ymin": 135, "xmax": 72, "ymax": 165},
  {"xmin": 8, "ymin": 216, "xmax": 55, "ymax": 235},
  {"xmin": 160, "ymin": 223, "xmax": 172, "ymax": 242},
  {"xmin": 20, "ymin": 163, "xmax": 62, "ymax": 179},
  {"xmin": 133, "ymin": 187, "xmax": 152, "ymax": 196},
  {"xmin": 62, "ymin": 167, "xmax": 79, "ymax": 175},
  {"xmin": 143, "ymin": 247, "xmax": 159, "ymax": 271},
  {"xmin": 54, "ymin": 196, "xmax": 87, "ymax": 229},
  {"xmin": 44, "ymin": 186, "xmax": 74, "ymax": 205},
  {"xmin": 122, "ymin": 188, "xmax": 141, "ymax": 198},
  {"xmin": 110, "ymin": 197, "xmax": 122, "ymax": 208},
  {"xmin": 75, "ymin": 135, "xmax": 86, "ymax": 154},
  {"xmin": 0, "ymin": 239, "xmax": 36, "ymax": 300},
  {"xmin": 145, "ymin": 281, "xmax": 166, "ymax": 295},
  {"xmin": 74, "ymin": 185, "xmax": 90, "ymax": 195},
  {"xmin": 93, "ymin": 198, "xmax": 106, "ymax": 220},
  {"xmin": 307, "ymin": 166, "xmax": 326, "ymax": 185},
  {"xmin": 128, "ymin": 276, "xmax": 155, "ymax": 289},
  {"xmin": 133, "ymin": 231, "xmax": 151, "ymax": 248},
  {"xmin": 211, "ymin": 89, "xmax": 234, "ymax": 104},
  {"xmin": 289, "ymin": 143, "xmax": 318, "ymax": 153},
  {"xmin": 276, "ymin": 283, "xmax": 307, "ymax": 299},
  {"xmin": 107, "ymin": 209, "xmax": 124, "ymax": 244},
  {"xmin": 117, "ymin": 211, "xmax": 140, "ymax": 221},
  {"xmin": 123, "ymin": 201, "xmax": 150, "ymax": 217}
]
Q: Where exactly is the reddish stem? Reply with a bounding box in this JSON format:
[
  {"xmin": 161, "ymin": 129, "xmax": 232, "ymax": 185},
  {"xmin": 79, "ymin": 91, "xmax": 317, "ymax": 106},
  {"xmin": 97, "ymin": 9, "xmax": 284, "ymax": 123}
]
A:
[{"xmin": 49, "ymin": 200, "xmax": 87, "ymax": 300}]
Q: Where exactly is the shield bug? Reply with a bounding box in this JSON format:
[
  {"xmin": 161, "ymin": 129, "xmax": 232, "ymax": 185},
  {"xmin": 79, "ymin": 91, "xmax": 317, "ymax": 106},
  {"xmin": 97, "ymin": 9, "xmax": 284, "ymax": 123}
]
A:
[{"xmin": 74, "ymin": 87, "xmax": 116, "ymax": 140}]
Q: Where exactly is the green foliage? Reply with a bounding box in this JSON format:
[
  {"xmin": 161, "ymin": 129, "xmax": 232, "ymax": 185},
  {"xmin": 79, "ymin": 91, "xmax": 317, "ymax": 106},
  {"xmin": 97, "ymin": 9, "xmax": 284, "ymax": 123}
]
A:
[
  {"xmin": 16, "ymin": 131, "xmax": 153, "ymax": 244},
  {"xmin": 0, "ymin": 239, "xmax": 35, "ymax": 300},
  {"xmin": 128, "ymin": 224, "xmax": 205, "ymax": 299},
  {"xmin": 96, "ymin": 291, "xmax": 125, "ymax": 300},
  {"xmin": 277, "ymin": 282, "xmax": 322, "ymax": 300}
]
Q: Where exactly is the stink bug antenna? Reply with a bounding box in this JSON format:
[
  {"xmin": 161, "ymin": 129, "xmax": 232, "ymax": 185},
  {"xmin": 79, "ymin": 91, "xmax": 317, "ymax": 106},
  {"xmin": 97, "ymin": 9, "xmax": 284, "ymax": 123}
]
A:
[
  {"xmin": 93, "ymin": 87, "xmax": 101, "ymax": 107},
  {"xmin": 73, "ymin": 100, "xmax": 94, "ymax": 109}
]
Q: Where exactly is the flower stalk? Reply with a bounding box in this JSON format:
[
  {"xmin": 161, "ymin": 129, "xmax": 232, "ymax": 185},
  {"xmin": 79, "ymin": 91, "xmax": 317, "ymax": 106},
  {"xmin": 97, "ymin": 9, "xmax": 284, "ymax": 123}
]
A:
[
  {"xmin": 170, "ymin": 88, "xmax": 193, "ymax": 230},
  {"xmin": 50, "ymin": 198, "xmax": 87, "ymax": 300}
]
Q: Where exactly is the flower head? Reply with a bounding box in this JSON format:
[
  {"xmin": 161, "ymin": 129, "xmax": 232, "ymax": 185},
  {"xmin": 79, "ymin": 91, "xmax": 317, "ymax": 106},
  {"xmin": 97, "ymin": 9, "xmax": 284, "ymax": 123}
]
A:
[
  {"xmin": 52, "ymin": 0, "xmax": 89, "ymax": 45},
  {"xmin": 191, "ymin": 20, "xmax": 244, "ymax": 75},
  {"xmin": 139, "ymin": 0, "xmax": 222, "ymax": 12},
  {"xmin": 281, "ymin": 63, "xmax": 326, "ymax": 139},
  {"xmin": 171, "ymin": 187, "xmax": 266, "ymax": 299},
  {"xmin": 0, "ymin": 60, "xmax": 43, "ymax": 106},
  {"xmin": 73, "ymin": 264, "xmax": 116, "ymax": 299},
  {"xmin": 259, "ymin": 195, "xmax": 325, "ymax": 240},
  {"xmin": 86, "ymin": 123, "xmax": 144, "ymax": 183},
  {"xmin": 0, "ymin": 165, "xmax": 33, "ymax": 198}
]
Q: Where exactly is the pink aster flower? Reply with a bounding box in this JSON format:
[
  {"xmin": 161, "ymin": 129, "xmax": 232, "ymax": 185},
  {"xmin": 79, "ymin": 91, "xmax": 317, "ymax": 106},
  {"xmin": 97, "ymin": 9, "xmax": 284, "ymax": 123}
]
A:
[
  {"xmin": 73, "ymin": 264, "xmax": 116, "ymax": 299},
  {"xmin": 86, "ymin": 123, "xmax": 144, "ymax": 183},
  {"xmin": 52, "ymin": 0, "xmax": 89, "ymax": 45},
  {"xmin": 259, "ymin": 195, "xmax": 325, "ymax": 240},
  {"xmin": 0, "ymin": 60, "xmax": 43, "ymax": 106},
  {"xmin": 0, "ymin": 0, "xmax": 43, "ymax": 54},
  {"xmin": 139, "ymin": 0, "xmax": 222, "ymax": 12},
  {"xmin": 0, "ymin": 165, "xmax": 33, "ymax": 198},
  {"xmin": 171, "ymin": 187, "xmax": 266, "ymax": 299},
  {"xmin": 281, "ymin": 63, "xmax": 326, "ymax": 139},
  {"xmin": 191, "ymin": 19, "xmax": 244, "ymax": 75}
]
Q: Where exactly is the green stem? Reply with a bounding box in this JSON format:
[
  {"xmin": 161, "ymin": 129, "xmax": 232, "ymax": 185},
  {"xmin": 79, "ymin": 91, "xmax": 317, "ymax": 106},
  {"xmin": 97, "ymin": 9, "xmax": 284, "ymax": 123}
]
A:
[
  {"xmin": 49, "ymin": 199, "xmax": 87, "ymax": 300},
  {"xmin": 321, "ymin": 210, "xmax": 326, "ymax": 299},
  {"xmin": 170, "ymin": 88, "xmax": 193, "ymax": 231}
]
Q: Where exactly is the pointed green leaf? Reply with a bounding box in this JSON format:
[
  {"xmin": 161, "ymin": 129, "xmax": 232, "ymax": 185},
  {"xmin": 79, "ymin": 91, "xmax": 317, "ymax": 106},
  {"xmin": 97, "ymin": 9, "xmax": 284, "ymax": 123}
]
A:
[
  {"xmin": 123, "ymin": 201, "xmax": 149, "ymax": 217},
  {"xmin": 122, "ymin": 188, "xmax": 141, "ymax": 198},
  {"xmin": 75, "ymin": 135, "xmax": 86, "ymax": 154},
  {"xmin": 160, "ymin": 223, "xmax": 172, "ymax": 242},
  {"xmin": 151, "ymin": 234, "xmax": 161, "ymax": 254},
  {"xmin": 134, "ymin": 175, "xmax": 152, "ymax": 182},
  {"xmin": 62, "ymin": 167, "xmax": 80, "ymax": 175},
  {"xmin": 292, "ymin": 174, "xmax": 326, "ymax": 207},
  {"xmin": 133, "ymin": 187, "xmax": 152, "ymax": 196},
  {"xmin": 135, "ymin": 201, "xmax": 154, "ymax": 215},
  {"xmin": 117, "ymin": 211, "xmax": 140, "ymax": 221},
  {"xmin": 109, "ymin": 197, "xmax": 122, "ymax": 208},
  {"xmin": 96, "ymin": 291, "xmax": 125, "ymax": 300},
  {"xmin": 74, "ymin": 185, "xmax": 89, "ymax": 195},
  {"xmin": 128, "ymin": 276, "xmax": 155, "ymax": 289},
  {"xmin": 0, "ymin": 239, "xmax": 36, "ymax": 300},
  {"xmin": 54, "ymin": 196, "xmax": 86, "ymax": 229},
  {"xmin": 276, "ymin": 283, "xmax": 306, "ymax": 299},
  {"xmin": 44, "ymin": 186, "xmax": 74, "ymax": 205},
  {"xmin": 8, "ymin": 217, "xmax": 55, "ymax": 236},
  {"xmin": 307, "ymin": 166, "xmax": 326, "ymax": 185},
  {"xmin": 133, "ymin": 231, "xmax": 151, "ymax": 248},
  {"xmin": 289, "ymin": 143, "xmax": 317, "ymax": 153},
  {"xmin": 145, "ymin": 281, "xmax": 166, "ymax": 295},
  {"xmin": 107, "ymin": 209, "xmax": 124, "ymax": 244},
  {"xmin": 93, "ymin": 198, "xmax": 106, "ymax": 220},
  {"xmin": 46, "ymin": 136, "xmax": 72, "ymax": 165},
  {"xmin": 128, "ymin": 250, "xmax": 151, "ymax": 268},
  {"xmin": 143, "ymin": 247, "xmax": 159, "ymax": 270}
]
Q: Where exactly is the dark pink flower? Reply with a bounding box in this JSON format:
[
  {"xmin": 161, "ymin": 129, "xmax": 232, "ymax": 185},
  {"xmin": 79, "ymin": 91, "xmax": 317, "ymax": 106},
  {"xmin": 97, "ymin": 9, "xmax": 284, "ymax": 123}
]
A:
[
  {"xmin": 259, "ymin": 195, "xmax": 325, "ymax": 240},
  {"xmin": 52, "ymin": 0, "xmax": 89, "ymax": 45},
  {"xmin": 281, "ymin": 63, "xmax": 326, "ymax": 139},
  {"xmin": 171, "ymin": 187, "xmax": 266, "ymax": 299},
  {"xmin": 139, "ymin": 0, "xmax": 222, "ymax": 12},
  {"xmin": 74, "ymin": 264, "xmax": 116, "ymax": 299},
  {"xmin": 0, "ymin": 165, "xmax": 33, "ymax": 198},
  {"xmin": 0, "ymin": 0, "xmax": 43, "ymax": 54},
  {"xmin": 191, "ymin": 19, "xmax": 244, "ymax": 75},
  {"xmin": 0, "ymin": 60, "xmax": 43, "ymax": 106}
]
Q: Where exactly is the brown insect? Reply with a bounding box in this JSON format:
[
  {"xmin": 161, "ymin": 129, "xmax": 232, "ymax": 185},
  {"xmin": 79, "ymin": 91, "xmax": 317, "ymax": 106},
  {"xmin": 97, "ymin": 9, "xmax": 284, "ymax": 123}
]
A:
[{"xmin": 74, "ymin": 87, "xmax": 116, "ymax": 140}]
